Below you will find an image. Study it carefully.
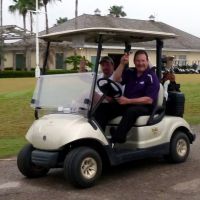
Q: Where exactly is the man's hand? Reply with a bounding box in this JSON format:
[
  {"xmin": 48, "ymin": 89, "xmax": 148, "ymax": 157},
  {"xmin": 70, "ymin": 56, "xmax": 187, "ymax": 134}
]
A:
[
  {"xmin": 120, "ymin": 54, "xmax": 129, "ymax": 66},
  {"xmin": 105, "ymin": 96, "xmax": 113, "ymax": 102},
  {"xmin": 116, "ymin": 96, "xmax": 130, "ymax": 105},
  {"xmin": 113, "ymin": 54, "xmax": 129, "ymax": 82}
]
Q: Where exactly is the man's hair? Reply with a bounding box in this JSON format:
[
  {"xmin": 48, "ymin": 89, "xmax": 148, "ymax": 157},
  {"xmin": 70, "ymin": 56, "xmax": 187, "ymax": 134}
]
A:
[
  {"xmin": 99, "ymin": 56, "xmax": 114, "ymax": 65},
  {"xmin": 134, "ymin": 50, "xmax": 149, "ymax": 61}
]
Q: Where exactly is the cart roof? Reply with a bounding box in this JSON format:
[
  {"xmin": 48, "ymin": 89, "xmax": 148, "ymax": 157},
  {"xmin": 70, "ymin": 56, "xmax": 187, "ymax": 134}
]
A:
[{"xmin": 39, "ymin": 27, "xmax": 177, "ymax": 44}]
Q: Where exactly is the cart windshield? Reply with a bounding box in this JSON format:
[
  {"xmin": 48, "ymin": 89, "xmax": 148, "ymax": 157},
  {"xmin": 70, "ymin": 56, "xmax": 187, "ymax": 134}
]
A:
[{"xmin": 31, "ymin": 73, "xmax": 94, "ymax": 115}]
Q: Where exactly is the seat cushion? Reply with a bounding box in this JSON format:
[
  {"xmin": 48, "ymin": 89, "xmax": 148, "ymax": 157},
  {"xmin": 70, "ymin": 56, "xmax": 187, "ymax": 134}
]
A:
[{"xmin": 108, "ymin": 114, "xmax": 158, "ymax": 126}]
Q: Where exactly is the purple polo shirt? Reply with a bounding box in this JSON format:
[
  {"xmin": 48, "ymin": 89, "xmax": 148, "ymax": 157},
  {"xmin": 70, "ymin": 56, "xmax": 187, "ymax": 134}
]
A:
[{"xmin": 122, "ymin": 67, "xmax": 160, "ymax": 105}]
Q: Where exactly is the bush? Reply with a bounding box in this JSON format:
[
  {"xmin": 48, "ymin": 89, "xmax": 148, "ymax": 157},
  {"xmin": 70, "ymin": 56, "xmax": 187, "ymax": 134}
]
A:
[
  {"xmin": 47, "ymin": 69, "xmax": 78, "ymax": 75},
  {"xmin": 65, "ymin": 55, "xmax": 93, "ymax": 70},
  {"xmin": 0, "ymin": 69, "xmax": 80, "ymax": 78},
  {"xmin": 4, "ymin": 67, "xmax": 14, "ymax": 71},
  {"xmin": 0, "ymin": 71, "xmax": 35, "ymax": 78}
]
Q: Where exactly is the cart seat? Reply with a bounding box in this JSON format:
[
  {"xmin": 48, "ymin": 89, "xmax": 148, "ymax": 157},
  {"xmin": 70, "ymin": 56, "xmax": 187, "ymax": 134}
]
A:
[
  {"xmin": 108, "ymin": 84, "xmax": 165, "ymax": 126},
  {"xmin": 108, "ymin": 114, "xmax": 159, "ymax": 126}
]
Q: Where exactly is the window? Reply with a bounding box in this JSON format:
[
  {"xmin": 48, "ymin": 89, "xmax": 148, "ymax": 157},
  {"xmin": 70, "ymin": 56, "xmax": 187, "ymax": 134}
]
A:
[
  {"xmin": 174, "ymin": 55, "xmax": 187, "ymax": 66},
  {"xmin": 91, "ymin": 56, "xmax": 99, "ymax": 71},
  {"xmin": 56, "ymin": 53, "xmax": 64, "ymax": 69},
  {"xmin": 91, "ymin": 56, "xmax": 97, "ymax": 66},
  {"xmin": 16, "ymin": 54, "xmax": 26, "ymax": 70}
]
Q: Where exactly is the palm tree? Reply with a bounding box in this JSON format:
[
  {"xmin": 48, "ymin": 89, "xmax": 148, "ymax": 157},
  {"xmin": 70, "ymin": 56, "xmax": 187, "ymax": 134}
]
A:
[
  {"xmin": 9, "ymin": 0, "xmax": 36, "ymax": 70},
  {"xmin": 42, "ymin": 0, "xmax": 62, "ymax": 34},
  {"xmin": 55, "ymin": 17, "xmax": 68, "ymax": 25},
  {"xmin": 9, "ymin": 0, "xmax": 30, "ymax": 35},
  {"xmin": 108, "ymin": 5, "xmax": 127, "ymax": 18},
  {"xmin": 9, "ymin": 0, "xmax": 28, "ymax": 70}
]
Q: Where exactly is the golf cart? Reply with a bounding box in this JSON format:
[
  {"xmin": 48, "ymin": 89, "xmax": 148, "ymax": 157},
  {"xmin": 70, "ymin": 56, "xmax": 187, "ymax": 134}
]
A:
[{"xmin": 17, "ymin": 27, "xmax": 195, "ymax": 188}]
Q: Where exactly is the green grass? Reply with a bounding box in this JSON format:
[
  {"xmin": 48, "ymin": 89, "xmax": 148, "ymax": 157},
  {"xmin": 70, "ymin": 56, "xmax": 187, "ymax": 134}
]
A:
[
  {"xmin": 0, "ymin": 137, "xmax": 27, "ymax": 158},
  {"xmin": 0, "ymin": 75, "xmax": 200, "ymax": 158},
  {"xmin": 180, "ymin": 84, "xmax": 200, "ymax": 124},
  {"xmin": 0, "ymin": 78, "xmax": 35, "ymax": 158},
  {"xmin": 176, "ymin": 74, "xmax": 200, "ymax": 124}
]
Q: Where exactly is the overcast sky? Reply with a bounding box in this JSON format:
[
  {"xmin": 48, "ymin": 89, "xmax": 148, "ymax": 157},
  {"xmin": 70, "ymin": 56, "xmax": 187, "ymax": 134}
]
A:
[{"xmin": 3, "ymin": 0, "xmax": 200, "ymax": 37}]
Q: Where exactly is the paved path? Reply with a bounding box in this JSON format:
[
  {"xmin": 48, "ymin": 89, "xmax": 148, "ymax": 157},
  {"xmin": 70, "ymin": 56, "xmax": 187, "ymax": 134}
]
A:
[{"xmin": 0, "ymin": 125, "xmax": 199, "ymax": 200}]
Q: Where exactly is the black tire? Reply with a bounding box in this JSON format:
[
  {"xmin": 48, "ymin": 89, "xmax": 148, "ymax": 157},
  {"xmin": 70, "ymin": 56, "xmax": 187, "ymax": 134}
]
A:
[
  {"xmin": 17, "ymin": 144, "xmax": 49, "ymax": 178},
  {"xmin": 167, "ymin": 131, "xmax": 190, "ymax": 163},
  {"xmin": 64, "ymin": 147, "xmax": 102, "ymax": 188}
]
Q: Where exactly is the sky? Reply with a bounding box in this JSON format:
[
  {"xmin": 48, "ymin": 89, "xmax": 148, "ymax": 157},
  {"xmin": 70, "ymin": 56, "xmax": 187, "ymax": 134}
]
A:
[{"xmin": 3, "ymin": 0, "xmax": 200, "ymax": 37}]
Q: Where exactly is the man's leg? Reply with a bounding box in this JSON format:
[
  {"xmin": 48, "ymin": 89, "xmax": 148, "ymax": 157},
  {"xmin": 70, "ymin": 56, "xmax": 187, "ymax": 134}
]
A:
[
  {"xmin": 93, "ymin": 103, "xmax": 110, "ymax": 131},
  {"xmin": 113, "ymin": 105, "xmax": 152, "ymax": 142},
  {"xmin": 94, "ymin": 103, "xmax": 122, "ymax": 131}
]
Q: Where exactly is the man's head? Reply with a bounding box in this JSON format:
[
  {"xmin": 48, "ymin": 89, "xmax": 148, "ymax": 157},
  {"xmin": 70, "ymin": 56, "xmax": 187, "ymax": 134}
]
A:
[
  {"xmin": 133, "ymin": 50, "xmax": 149, "ymax": 73},
  {"xmin": 99, "ymin": 56, "xmax": 114, "ymax": 78}
]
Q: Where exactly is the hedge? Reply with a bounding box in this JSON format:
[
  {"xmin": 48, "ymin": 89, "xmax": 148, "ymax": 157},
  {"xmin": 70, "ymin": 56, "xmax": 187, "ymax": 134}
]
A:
[{"xmin": 0, "ymin": 70, "xmax": 79, "ymax": 78}]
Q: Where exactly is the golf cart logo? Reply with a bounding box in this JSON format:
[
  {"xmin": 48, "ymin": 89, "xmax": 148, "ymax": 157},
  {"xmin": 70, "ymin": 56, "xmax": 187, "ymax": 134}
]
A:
[
  {"xmin": 152, "ymin": 127, "xmax": 159, "ymax": 135},
  {"xmin": 43, "ymin": 135, "xmax": 47, "ymax": 141}
]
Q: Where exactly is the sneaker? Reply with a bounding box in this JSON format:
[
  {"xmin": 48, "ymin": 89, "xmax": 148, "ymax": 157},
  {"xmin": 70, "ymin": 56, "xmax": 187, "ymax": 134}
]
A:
[
  {"xmin": 109, "ymin": 127, "xmax": 117, "ymax": 143},
  {"xmin": 109, "ymin": 127, "xmax": 126, "ymax": 143},
  {"xmin": 116, "ymin": 138, "xmax": 126, "ymax": 143}
]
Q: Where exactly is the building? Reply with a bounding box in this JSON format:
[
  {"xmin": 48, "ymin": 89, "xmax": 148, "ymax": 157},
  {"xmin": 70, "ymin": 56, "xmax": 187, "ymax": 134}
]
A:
[{"xmin": 2, "ymin": 14, "xmax": 200, "ymax": 70}]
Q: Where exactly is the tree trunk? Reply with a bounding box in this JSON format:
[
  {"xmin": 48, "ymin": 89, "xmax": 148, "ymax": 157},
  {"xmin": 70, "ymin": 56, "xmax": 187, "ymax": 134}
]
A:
[
  {"xmin": 74, "ymin": 0, "xmax": 78, "ymax": 68},
  {"xmin": 0, "ymin": 0, "xmax": 2, "ymax": 27},
  {"xmin": 23, "ymin": 14, "xmax": 26, "ymax": 38},
  {"xmin": 30, "ymin": 12, "xmax": 33, "ymax": 34},
  {"xmin": 0, "ymin": 0, "xmax": 3, "ymax": 70},
  {"xmin": 23, "ymin": 14, "xmax": 27, "ymax": 70},
  {"xmin": 75, "ymin": 0, "xmax": 78, "ymax": 29},
  {"xmin": 44, "ymin": 4, "xmax": 49, "ymax": 70},
  {"xmin": 44, "ymin": 4, "xmax": 49, "ymax": 34}
]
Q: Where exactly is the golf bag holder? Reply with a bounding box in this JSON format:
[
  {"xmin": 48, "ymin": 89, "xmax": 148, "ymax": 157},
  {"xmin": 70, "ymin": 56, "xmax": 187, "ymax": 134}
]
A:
[{"xmin": 165, "ymin": 91, "xmax": 185, "ymax": 117}]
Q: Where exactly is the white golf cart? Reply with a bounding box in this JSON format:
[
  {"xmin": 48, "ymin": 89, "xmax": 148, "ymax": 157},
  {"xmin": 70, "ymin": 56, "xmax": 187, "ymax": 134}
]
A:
[{"xmin": 17, "ymin": 28, "xmax": 195, "ymax": 188}]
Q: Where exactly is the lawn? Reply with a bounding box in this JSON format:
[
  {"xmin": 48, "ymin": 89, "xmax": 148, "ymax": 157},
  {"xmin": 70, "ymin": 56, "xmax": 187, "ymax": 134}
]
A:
[
  {"xmin": 176, "ymin": 74, "xmax": 200, "ymax": 124},
  {"xmin": 0, "ymin": 75, "xmax": 200, "ymax": 158},
  {"xmin": 0, "ymin": 78, "xmax": 35, "ymax": 158}
]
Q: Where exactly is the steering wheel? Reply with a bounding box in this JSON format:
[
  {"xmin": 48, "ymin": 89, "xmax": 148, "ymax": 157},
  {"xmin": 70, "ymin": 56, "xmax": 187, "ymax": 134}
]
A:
[{"xmin": 97, "ymin": 78, "xmax": 122, "ymax": 98}]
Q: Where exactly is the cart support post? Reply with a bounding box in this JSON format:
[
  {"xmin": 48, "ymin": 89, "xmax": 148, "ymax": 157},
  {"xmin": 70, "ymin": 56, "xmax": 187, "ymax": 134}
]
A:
[
  {"xmin": 42, "ymin": 41, "xmax": 51, "ymax": 75},
  {"xmin": 88, "ymin": 34, "xmax": 103, "ymax": 119},
  {"xmin": 156, "ymin": 39, "xmax": 163, "ymax": 80}
]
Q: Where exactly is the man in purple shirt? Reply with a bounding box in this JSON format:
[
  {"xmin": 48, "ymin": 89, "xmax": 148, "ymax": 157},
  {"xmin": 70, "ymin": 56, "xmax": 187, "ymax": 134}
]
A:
[{"xmin": 94, "ymin": 50, "xmax": 160, "ymax": 143}]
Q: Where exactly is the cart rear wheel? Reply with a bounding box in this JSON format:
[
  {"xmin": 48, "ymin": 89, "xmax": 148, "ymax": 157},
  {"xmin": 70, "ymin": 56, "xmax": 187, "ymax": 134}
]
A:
[{"xmin": 167, "ymin": 131, "xmax": 190, "ymax": 163}]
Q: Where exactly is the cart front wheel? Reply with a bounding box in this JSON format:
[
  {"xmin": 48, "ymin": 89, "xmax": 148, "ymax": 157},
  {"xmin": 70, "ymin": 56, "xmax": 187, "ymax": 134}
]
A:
[
  {"xmin": 64, "ymin": 147, "xmax": 102, "ymax": 188},
  {"xmin": 17, "ymin": 144, "xmax": 49, "ymax": 178}
]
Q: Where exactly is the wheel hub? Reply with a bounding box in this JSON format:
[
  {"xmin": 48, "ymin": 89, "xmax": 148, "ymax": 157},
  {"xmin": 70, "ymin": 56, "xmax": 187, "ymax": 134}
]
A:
[
  {"xmin": 81, "ymin": 157, "xmax": 97, "ymax": 180},
  {"xmin": 176, "ymin": 139, "xmax": 187, "ymax": 157}
]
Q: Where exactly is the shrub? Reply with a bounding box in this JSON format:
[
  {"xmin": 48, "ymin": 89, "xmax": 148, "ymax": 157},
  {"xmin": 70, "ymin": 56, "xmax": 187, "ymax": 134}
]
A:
[
  {"xmin": 4, "ymin": 67, "xmax": 14, "ymax": 71},
  {"xmin": 0, "ymin": 71, "xmax": 35, "ymax": 78},
  {"xmin": 65, "ymin": 55, "xmax": 93, "ymax": 70},
  {"xmin": 0, "ymin": 69, "xmax": 80, "ymax": 78}
]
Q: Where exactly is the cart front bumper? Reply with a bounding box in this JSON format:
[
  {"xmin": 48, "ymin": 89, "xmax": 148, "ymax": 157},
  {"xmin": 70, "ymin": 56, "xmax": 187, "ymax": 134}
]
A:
[{"xmin": 32, "ymin": 150, "xmax": 59, "ymax": 168}]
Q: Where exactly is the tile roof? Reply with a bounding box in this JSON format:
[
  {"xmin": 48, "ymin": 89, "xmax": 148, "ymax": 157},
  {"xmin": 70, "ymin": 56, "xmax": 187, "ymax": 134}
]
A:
[{"xmin": 43, "ymin": 14, "xmax": 200, "ymax": 50}]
